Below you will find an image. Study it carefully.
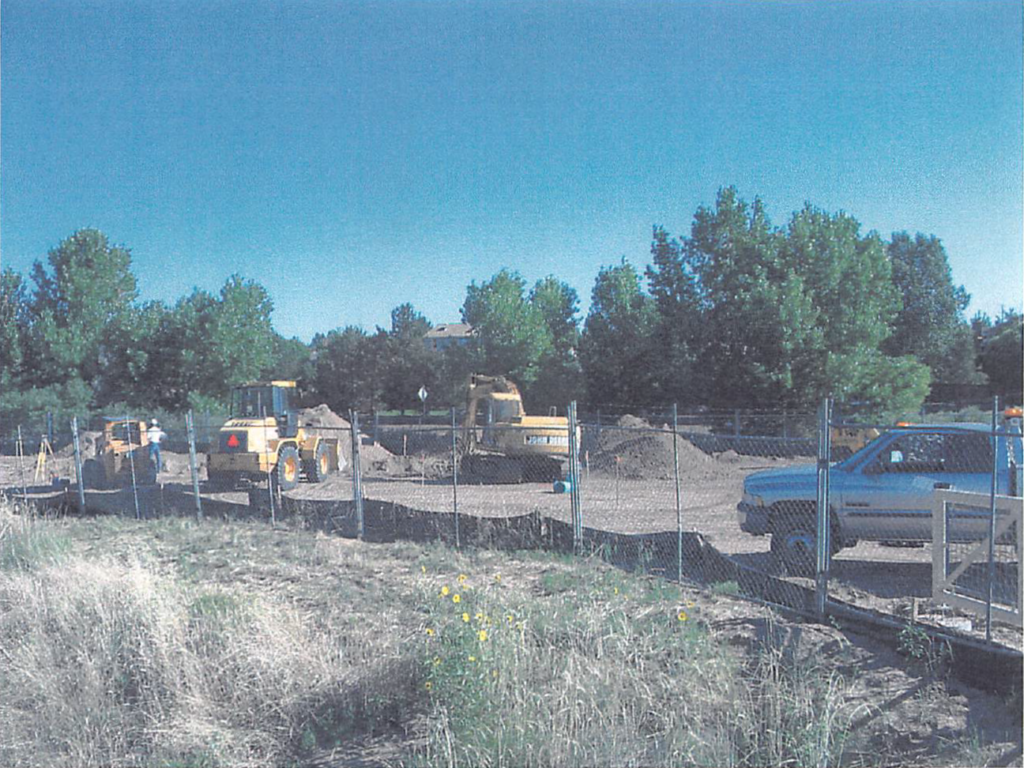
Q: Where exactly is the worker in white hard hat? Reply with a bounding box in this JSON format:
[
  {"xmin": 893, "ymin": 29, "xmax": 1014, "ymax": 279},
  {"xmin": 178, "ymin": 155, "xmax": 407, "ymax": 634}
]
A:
[{"xmin": 147, "ymin": 419, "xmax": 167, "ymax": 477}]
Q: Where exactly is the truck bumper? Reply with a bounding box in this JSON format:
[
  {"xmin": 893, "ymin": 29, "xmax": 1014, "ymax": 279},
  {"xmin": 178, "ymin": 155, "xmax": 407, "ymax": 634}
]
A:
[{"xmin": 737, "ymin": 502, "xmax": 770, "ymax": 536}]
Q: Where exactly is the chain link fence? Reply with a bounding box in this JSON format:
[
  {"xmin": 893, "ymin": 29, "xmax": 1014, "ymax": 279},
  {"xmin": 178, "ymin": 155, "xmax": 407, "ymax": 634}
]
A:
[{"xmin": 2, "ymin": 400, "xmax": 1021, "ymax": 650}]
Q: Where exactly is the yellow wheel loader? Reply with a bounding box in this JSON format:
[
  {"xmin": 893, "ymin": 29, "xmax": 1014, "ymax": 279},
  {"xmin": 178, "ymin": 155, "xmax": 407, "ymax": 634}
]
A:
[
  {"xmin": 207, "ymin": 381, "xmax": 342, "ymax": 491},
  {"xmin": 459, "ymin": 374, "xmax": 579, "ymax": 483},
  {"xmin": 82, "ymin": 418, "xmax": 153, "ymax": 488}
]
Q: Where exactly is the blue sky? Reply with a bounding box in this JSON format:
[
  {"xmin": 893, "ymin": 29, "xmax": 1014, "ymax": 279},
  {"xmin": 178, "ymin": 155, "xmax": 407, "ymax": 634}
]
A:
[{"xmin": 2, "ymin": 0, "xmax": 1021, "ymax": 341}]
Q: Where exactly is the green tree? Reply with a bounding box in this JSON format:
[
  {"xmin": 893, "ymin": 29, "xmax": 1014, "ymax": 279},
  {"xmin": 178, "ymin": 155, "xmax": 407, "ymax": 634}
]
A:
[
  {"xmin": 579, "ymin": 259, "xmax": 659, "ymax": 407},
  {"xmin": 883, "ymin": 232, "xmax": 979, "ymax": 385},
  {"xmin": 679, "ymin": 189, "xmax": 930, "ymax": 413},
  {"xmin": 379, "ymin": 304, "xmax": 439, "ymax": 412},
  {"xmin": 684, "ymin": 189, "xmax": 823, "ymax": 409},
  {"xmin": 206, "ymin": 275, "xmax": 276, "ymax": 391},
  {"xmin": 528, "ymin": 276, "xmax": 584, "ymax": 410},
  {"xmin": 645, "ymin": 226, "xmax": 701, "ymax": 405},
  {"xmin": 977, "ymin": 310, "xmax": 1024, "ymax": 397},
  {"xmin": 462, "ymin": 269, "xmax": 553, "ymax": 388},
  {"xmin": 0, "ymin": 268, "xmax": 28, "ymax": 386},
  {"xmin": 780, "ymin": 204, "xmax": 930, "ymax": 410},
  {"xmin": 263, "ymin": 335, "xmax": 314, "ymax": 388},
  {"xmin": 25, "ymin": 229, "xmax": 138, "ymax": 389},
  {"xmin": 312, "ymin": 326, "xmax": 387, "ymax": 413}
]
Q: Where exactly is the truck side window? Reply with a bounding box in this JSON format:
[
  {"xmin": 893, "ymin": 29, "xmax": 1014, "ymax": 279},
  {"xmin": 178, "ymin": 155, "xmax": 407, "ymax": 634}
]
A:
[
  {"xmin": 881, "ymin": 434, "xmax": 945, "ymax": 473},
  {"xmin": 943, "ymin": 434, "xmax": 991, "ymax": 473}
]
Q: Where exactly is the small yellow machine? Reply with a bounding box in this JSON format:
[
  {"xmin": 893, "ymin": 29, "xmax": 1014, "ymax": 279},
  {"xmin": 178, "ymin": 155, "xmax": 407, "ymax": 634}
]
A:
[
  {"xmin": 460, "ymin": 374, "xmax": 578, "ymax": 483},
  {"xmin": 82, "ymin": 418, "xmax": 152, "ymax": 488},
  {"xmin": 207, "ymin": 381, "xmax": 341, "ymax": 491},
  {"xmin": 830, "ymin": 424, "xmax": 881, "ymax": 459}
]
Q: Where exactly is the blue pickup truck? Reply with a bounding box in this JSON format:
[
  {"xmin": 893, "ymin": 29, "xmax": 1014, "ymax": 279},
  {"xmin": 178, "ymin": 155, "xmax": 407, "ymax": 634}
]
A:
[{"xmin": 738, "ymin": 420, "xmax": 1023, "ymax": 575}]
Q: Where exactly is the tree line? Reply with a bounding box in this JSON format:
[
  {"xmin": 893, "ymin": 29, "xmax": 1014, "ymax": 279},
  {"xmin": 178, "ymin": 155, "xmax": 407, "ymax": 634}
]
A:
[{"xmin": 1, "ymin": 188, "xmax": 1020, "ymax": 430}]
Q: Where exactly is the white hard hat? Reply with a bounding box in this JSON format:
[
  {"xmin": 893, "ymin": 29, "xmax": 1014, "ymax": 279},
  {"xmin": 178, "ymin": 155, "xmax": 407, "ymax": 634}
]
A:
[{"xmin": 151, "ymin": 418, "xmax": 159, "ymax": 426}]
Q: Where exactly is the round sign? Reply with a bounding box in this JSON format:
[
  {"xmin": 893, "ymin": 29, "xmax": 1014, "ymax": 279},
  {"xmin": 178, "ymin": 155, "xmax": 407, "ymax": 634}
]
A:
[{"xmin": 417, "ymin": 386, "xmax": 428, "ymax": 402}]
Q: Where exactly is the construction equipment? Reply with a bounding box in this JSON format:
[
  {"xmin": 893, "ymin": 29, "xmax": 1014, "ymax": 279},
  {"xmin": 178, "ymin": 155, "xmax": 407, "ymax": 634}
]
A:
[
  {"xmin": 81, "ymin": 418, "xmax": 152, "ymax": 488},
  {"xmin": 830, "ymin": 425, "xmax": 881, "ymax": 460},
  {"xmin": 207, "ymin": 381, "xmax": 342, "ymax": 491},
  {"xmin": 459, "ymin": 373, "xmax": 578, "ymax": 483}
]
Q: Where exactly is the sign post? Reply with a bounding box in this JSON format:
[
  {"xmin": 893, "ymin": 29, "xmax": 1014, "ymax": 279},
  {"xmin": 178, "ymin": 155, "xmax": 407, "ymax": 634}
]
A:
[{"xmin": 418, "ymin": 386, "xmax": 428, "ymax": 425}]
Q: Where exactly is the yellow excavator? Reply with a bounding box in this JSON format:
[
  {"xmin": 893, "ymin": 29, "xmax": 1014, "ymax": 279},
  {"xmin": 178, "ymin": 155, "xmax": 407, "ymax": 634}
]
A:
[{"xmin": 460, "ymin": 374, "xmax": 578, "ymax": 483}]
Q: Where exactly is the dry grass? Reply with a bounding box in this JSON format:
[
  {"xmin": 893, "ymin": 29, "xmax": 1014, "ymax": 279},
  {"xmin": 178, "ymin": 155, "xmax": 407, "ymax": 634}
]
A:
[{"xmin": 0, "ymin": 497, "xmax": 1017, "ymax": 767}]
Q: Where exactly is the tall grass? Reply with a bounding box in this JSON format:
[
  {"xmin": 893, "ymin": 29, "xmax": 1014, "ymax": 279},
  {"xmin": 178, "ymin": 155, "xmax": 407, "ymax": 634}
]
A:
[
  {"xmin": 0, "ymin": 497, "xmax": 71, "ymax": 570},
  {"xmin": 0, "ymin": 499, "xmax": 418, "ymax": 767},
  {"xmin": 415, "ymin": 563, "xmax": 863, "ymax": 767}
]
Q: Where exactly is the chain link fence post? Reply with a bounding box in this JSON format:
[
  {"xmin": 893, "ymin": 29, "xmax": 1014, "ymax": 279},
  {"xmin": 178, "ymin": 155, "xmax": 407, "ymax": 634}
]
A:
[
  {"xmin": 450, "ymin": 407, "xmax": 460, "ymax": 548},
  {"xmin": 16, "ymin": 426, "xmax": 28, "ymax": 501},
  {"xmin": 350, "ymin": 410, "xmax": 364, "ymax": 541},
  {"xmin": 124, "ymin": 413, "xmax": 142, "ymax": 520},
  {"xmin": 186, "ymin": 410, "xmax": 203, "ymax": 522},
  {"xmin": 986, "ymin": 396, "xmax": 1000, "ymax": 642},
  {"xmin": 568, "ymin": 400, "xmax": 582, "ymax": 555},
  {"xmin": 816, "ymin": 397, "xmax": 833, "ymax": 617},
  {"xmin": 71, "ymin": 416, "xmax": 86, "ymax": 515},
  {"xmin": 673, "ymin": 403, "xmax": 682, "ymax": 582}
]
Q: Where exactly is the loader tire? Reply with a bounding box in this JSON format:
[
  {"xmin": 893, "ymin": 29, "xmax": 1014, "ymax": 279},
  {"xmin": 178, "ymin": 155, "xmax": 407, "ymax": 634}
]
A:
[
  {"xmin": 274, "ymin": 445, "xmax": 301, "ymax": 492},
  {"xmin": 305, "ymin": 442, "xmax": 331, "ymax": 483}
]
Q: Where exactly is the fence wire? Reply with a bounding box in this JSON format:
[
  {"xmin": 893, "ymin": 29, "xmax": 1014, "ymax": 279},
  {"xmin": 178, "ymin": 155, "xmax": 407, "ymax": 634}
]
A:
[{"xmin": 2, "ymin": 402, "xmax": 1021, "ymax": 649}]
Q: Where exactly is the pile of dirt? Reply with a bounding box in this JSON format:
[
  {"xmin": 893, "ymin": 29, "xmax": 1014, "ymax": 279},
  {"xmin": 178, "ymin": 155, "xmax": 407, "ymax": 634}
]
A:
[
  {"xmin": 159, "ymin": 450, "xmax": 206, "ymax": 476},
  {"xmin": 584, "ymin": 415, "xmax": 712, "ymax": 481},
  {"xmin": 56, "ymin": 430, "xmax": 101, "ymax": 458},
  {"xmin": 376, "ymin": 426, "xmax": 452, "ymax": 458},
  {"xmin": 297, "ymin": 404, "xmax": 351, "ymax": 432}
]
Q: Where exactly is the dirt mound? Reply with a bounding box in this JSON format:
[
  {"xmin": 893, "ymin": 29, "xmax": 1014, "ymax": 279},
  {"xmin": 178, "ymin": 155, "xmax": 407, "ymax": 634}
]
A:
[
  {"xmin": 56, "ymin": 430, "xmax": 101, "ymax": 458},
  {"xmin": 376, "ymin": 426, "xmax": 452, "ymax": 457},
  {"xmin": 159, "ymin": 450, "xmax": 206, "ymax": 476},
  {"xmin": 584, "ymin": 415, "xmax": 711, "ymax": 481},
  {"xmin": 297, "ymin": 404, "xmax": 351, "ymax": 431}
]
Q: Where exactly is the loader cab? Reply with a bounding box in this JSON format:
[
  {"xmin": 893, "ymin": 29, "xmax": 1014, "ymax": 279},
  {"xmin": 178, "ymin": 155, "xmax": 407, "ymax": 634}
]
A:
[{"xmin": 230, "ymin": 381, "xmax": 299, "ymax": 438}]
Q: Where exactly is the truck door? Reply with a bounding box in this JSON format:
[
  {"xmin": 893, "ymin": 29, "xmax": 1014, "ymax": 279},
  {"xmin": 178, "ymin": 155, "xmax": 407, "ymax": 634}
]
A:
[{"xmin": 839, "ymin": 430, "xmax": 991, "ymax": 542}]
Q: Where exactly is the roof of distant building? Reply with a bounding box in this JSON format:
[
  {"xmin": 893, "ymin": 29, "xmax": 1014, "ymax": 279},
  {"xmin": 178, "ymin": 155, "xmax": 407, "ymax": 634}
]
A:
[{"xmin": 424, "ymin": 323, "xmax": 475, "ymax": 339}]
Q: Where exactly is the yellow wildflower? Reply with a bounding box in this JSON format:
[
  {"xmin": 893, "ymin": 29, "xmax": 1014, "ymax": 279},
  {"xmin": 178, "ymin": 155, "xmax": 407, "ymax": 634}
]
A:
[
  {"xmin": 458, "ymin": 573, "xmax": 467, "ymax": 584},
  {"xmin": 492, "ymin": 670, "xmax": 499, "ymax": 678},
  {"xmin": 452, "ymin": 594, "xmax": 461, "ymax": 604},
  {"xmin": 462, "ymin": 612, "xmax": 470, "ymax": 623},
  {"xmin": 425, "ymin": 681, "xmax": 432, "ymax": 690},
  {"xmin": 494, "ymin": 573, "xmax": 501, "ymax": 582},
  {"xmin": 475, "ymin": 612, "xmax": 484, "ymax": 621},
  {"xmin": 421, "ymin": 565, "xmax": 426, "ymax": 573},
  {"xmin": 441, "ymin": 585, "xmax": 450, "ymax": 596},
  {"xmin": 677, "ymin": 611, "xmax": 688, "ymax": 622},
  {"xmin": 506, "ymin": 614, "xmax": 514, "ymax": 625},
  {"xmin": 478, "ymin": 629, "xmax": 488, "ymax": 642},
  {"xmin": 425, "ymin": 628, "xmax": 435, "ymax": 636},
  {"xmin": 614, "ymin": 587, "xmax": 619, "ymax": 595},
  {"xmin": 468, "ymin": 655, "xmax": 477, "ymax": 662},
  {"xmin": 433, "ymin": 657, "xmax": 441, "ymax": 666}
]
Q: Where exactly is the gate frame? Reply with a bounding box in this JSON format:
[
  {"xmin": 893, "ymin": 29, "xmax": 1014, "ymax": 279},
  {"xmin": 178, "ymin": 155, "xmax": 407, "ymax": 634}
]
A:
[{"xmin": 932, "ymin": 489, "xmax": 1023, "ymax": 628}]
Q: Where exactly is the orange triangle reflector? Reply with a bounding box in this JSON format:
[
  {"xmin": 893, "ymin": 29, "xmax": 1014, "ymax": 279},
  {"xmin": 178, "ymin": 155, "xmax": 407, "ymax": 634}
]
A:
[{"xmin": 227, "ymin": 434, "xmax": 240, "ymax": 448}]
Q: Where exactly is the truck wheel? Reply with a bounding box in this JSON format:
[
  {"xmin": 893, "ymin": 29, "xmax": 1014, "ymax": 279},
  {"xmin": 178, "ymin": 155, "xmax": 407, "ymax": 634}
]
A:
[
  {"xmin": 274, "ymin": 445, "xmax": 301, "ymax": 492},
  {"xmin": 305, "ymin": 442, "xmax": 331, "ymax": 483},
  {"xmin": 771, "ymin": 516, "xmax": 817, "ymax": 577}
]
